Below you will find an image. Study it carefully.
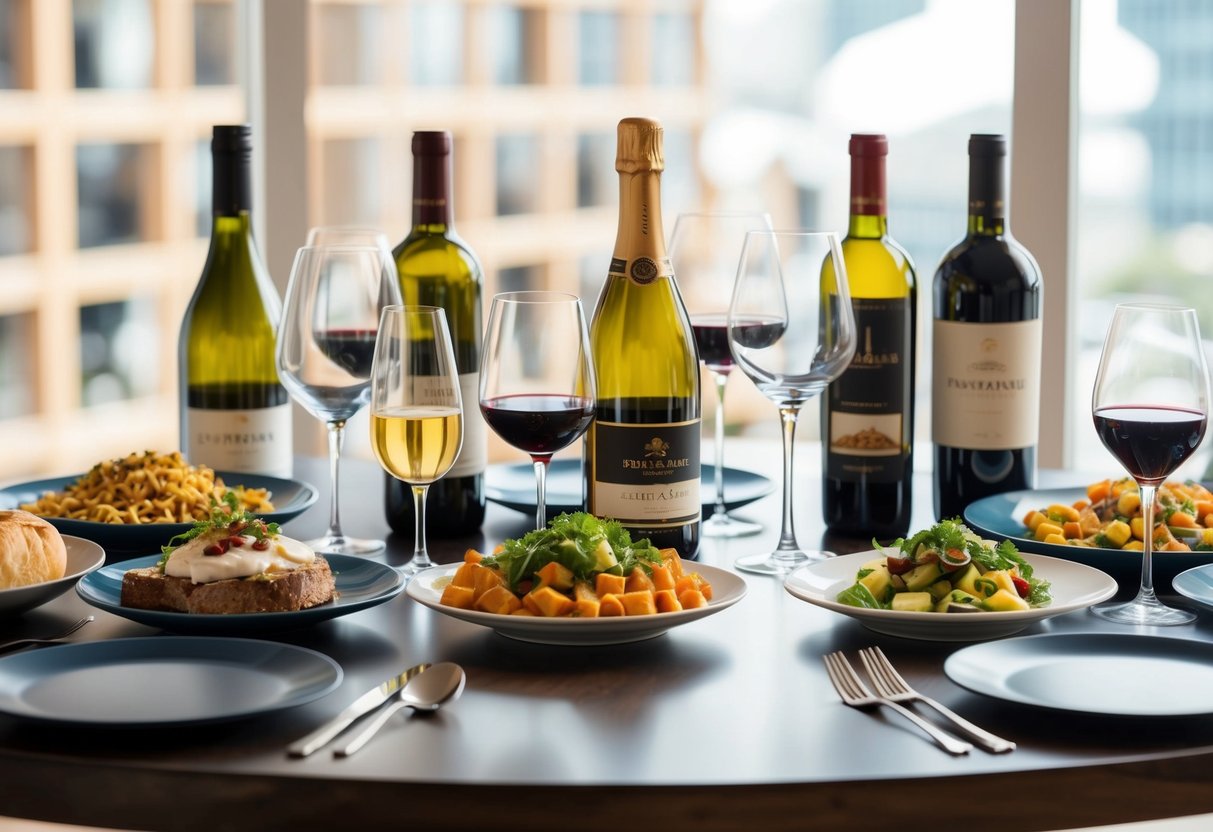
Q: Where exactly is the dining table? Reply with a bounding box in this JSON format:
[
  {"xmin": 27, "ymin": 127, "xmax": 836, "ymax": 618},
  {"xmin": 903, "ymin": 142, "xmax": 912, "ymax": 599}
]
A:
[{"xmin": 3, "ymin": 441, "xmax": 1213, "ymax": 832}]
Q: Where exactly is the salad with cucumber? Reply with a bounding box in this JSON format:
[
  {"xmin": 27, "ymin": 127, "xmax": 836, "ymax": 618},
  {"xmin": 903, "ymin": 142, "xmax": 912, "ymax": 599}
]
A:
[{"xmin": 837, "ymin": 519, "xmax": 1052, "ymax": 613}]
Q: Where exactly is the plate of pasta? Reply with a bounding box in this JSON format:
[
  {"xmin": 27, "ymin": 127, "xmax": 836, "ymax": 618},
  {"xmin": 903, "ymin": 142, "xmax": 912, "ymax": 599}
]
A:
[{"xmin": 0, "ymin": 451, "xmax": 318, "ymax": 555}]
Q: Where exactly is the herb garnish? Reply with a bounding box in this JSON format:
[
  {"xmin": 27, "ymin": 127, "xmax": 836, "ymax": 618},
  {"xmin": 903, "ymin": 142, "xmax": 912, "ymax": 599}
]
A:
[{"xmin": 157, "ymin": 491, "xmax": 280, "ymax": 570}]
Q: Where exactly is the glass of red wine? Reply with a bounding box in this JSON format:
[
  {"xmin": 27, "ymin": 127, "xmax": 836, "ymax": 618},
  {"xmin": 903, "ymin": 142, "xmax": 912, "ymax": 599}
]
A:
[
  {"xmin": 1091, "ymin": 303, "xmax": 1209, "ymax": 625},
  {"xmin": 479, "ymin": 291, "xmax": 596, "ymax": 531},
  {"xmin": 669, "ymin": 211, "xmax": 773, "ymax": 538},
  {"xmin": 277, "ymin": 243, "xmax": 402, "ymax": 555},
  {"xmin": 728, "ymin": 230, "xmax": 856, "ymax": 575}
]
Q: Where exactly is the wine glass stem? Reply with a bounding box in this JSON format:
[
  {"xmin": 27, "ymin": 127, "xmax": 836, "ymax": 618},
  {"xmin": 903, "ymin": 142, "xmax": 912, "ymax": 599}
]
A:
[
  {"xmin": 533, "ymin": 456, "xmax": 551, "ymax": 531},
  {"xmin": 1136, "ymin": 481, "xmax": 1159, "ymax": 602},
  {"xmin": 776, "ymin": 404, "xmax": 802, "ymax": 555},
  {"xmin": 324, "ymin": 420, "xmax": 347, "ymax": 540},
  {"xmin": 711, "ymin": 370, "xmax": 729, "ymax": 519},
  {"xmin": 412, "ymin": 484, "xmax": 432, "ymax": 569}
]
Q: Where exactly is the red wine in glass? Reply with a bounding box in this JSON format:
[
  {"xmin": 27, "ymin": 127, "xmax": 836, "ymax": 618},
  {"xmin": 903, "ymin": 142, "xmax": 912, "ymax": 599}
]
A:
[
  {"xmin": 1093, "ymin": 405, "xmax": 1207, "ymax": 483},
  {"xmin": 481, "ymin": 394, "xmax": 595, "ymax": 458},
  {"xmin": 692, "ymin": 313, "xmax": 786, "ymax": 372},
  {"xmin": 317, "ymin": 328, "xmax": 378, "ymax": 379}
]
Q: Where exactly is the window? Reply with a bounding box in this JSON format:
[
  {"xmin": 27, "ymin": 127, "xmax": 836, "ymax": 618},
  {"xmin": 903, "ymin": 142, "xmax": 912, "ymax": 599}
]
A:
[
  {"xmin": 76, "ymin": 143, "xmax": 151, "ymax": 248},
  {"xmin": 0, "ymin": 144, "xmax": 31, "ymax": 255},
  {"xmin": 0, "ymin": 313, "xmax": 34, "ymax": 419},
  {"xmin": 73, "ymin": 0, "xmax": 154, "ymax": 90},
  {"xmin": 79, "ymin": 298, "xmax": 159, "ymax": 407},
  {"xmin": 194, "ymin": 0, "xmax": 238, "ymax": 85}
]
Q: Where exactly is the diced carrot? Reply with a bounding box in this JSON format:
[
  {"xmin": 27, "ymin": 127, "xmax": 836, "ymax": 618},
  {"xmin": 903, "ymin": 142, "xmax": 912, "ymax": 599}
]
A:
[
  {"xmin": 654, "ymin": 588, "xmax": 682, "ymax": 613},
  {"xmin": 1170, "ymin": 511, "xmax": 1198, "ymax": 529},
  {"xmin": 678, "ymin": 589, "xmax": 708, "ymax": 609},
  {"xmin": 572, "ymin": 581, "xmax": 600, "ymax": 618},
  {"xmin": 439, "ymin": 583, "xmax": 476, "ymax": 610},
  {"xmin": 619, "ymin": 590, "xmax": 657, "ymax": 616},
  {"xmin": 660, "ymin": 548, "xmax": 685, "ymax": 579},
  {"xmin": 595, "ymin": 572, "xmax": 627, "ymax": 597},
  {"xmin": 535, "ymin": 561, "xmax": 574, "ymax": 590},
  {"xmin": 1072, "ymin": 499, "xmax": 1090, "ymax": 511},
  {"xmin": 1196, "ymin": 500, "xmax": 1213, "ymax": 521},
  {"xmin": 599, "ymin": 593, "xmax": 625, "ymax": 617},
  {"xmin": 526, "ymin": 586, "xmax": 576, "ymax": 617},
  {"xmin": 510, "ymin": 609, "xmax": 535, "ymax": 616},
  {"xmin": 475, "ymin": 585, "xmax": 522, "ymax": 615},
  {"xmin": 624, "ymin": 567, "xmax": 655, "ymax": 593},
  {"xmin": 450, "ymin": 561, "xmax": 479, "ymax": 588},
  {"xmin": 1087, "ymin": 479, "xmax": 1112, "ymax": 504},
  {"xmin": 649, "ymin": 563, "xmax": 676, "ymax": 592},
  {"xmin": 1062, "ymin": 521, "xmax": 1082, "ymax": 539},
  {"xmin": 463, "ymin": 548, "xmax": 484, "ymax": 564},
  {"xmin": 473, "ymin": 565, "xmax": 505, "ymax": 601}
]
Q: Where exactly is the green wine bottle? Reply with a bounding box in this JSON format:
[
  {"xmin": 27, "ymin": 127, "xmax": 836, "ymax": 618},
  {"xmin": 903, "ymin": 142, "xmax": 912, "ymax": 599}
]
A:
[
  {"xmin": 384, "ymin": 130, "xmax": 486, "ymax": 537},
  {"xmin": 584, "ymin": 117, "xmax": 701, "ymax": 559},
  {"xmin": 179, "ymin": 124, "xmax": 292, "ymax": 477}
]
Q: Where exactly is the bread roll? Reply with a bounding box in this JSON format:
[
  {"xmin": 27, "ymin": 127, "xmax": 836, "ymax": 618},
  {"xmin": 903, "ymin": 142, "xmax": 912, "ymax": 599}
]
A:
[{"xmin": 0, "ymin": 510, "xmax": 68, "ymax": 589}]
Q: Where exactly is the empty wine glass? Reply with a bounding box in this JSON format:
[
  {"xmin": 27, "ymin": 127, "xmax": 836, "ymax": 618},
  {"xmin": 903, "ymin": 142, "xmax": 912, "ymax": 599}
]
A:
[
  {"xmin": 1091, "ymin": 303, "xmax": 1209, "ymax": 625},
  {"xmin": 480, "ymin": 291, "xmax": 596, "ymax": 531},
  {"xmin": 276, "ymin": 244, "xmax": 402, "ymax": 555},
  {"xmin": 728, "ymin": 230, "xmax": 856, "ymax": 575},
  {"xmin": 370, "ymin": 306, "xmax": 464, "ymax": 576},
  {"xmin": 669, "ymin": 211, "xmax": 773, "ymax": 538}
]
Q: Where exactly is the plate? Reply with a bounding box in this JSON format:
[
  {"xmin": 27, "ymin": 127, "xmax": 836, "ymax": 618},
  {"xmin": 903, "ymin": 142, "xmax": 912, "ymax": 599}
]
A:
[
  {"xmin": 75, "ymin": 553, "xmax": 405, "ymax": 633},
  {"xmin": 783, "ymin": 551, "xmax": 1117, "ymax": 642},
  {"xmin": 0, "ymin": 472, "xmax": 319, "ymax": 556},
  {"xmin": 1171, "ymin": 563, "xmax": 1213, "ymax": 611},
  {"xmin": 485, "ymin": 460, "xmax": 774, "ymax": 518},
  {"xmin": 944, "ymin": 633, "xmax": 1213, "ymax": 716},
  {"xmin": 963, "ymin": 487, "xmax": 1213, "ymax": 590},
  {"xmin": 0, "ymin": 637, "xmax": 341, "ymax": 726},
  {"xmin": 0, "ymin": 536, "xmax": 105, "ymax": 617},
  {"xmin": 406, "ymin": 562, "xmax": 746, "ymax": 645}
]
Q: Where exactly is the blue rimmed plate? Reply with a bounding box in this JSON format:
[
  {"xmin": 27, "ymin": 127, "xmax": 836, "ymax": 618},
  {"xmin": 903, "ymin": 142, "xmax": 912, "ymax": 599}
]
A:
[
  {"xmin": 0, "ymin": 472, "xmax": 319, "ymax": 556},
  {"xmin": 76, "ymin": 553, "xmax": 404, "ymax": 633}
]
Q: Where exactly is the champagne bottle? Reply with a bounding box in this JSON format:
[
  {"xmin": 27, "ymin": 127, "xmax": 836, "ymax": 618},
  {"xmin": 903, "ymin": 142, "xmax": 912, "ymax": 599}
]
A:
[
  {"xmin": 822, "ymin": 134, "xmax": 917, "ymax": 538},
  {"xmin": 932, "ymin": 134, "xmax": 1042, "ymax": 520},
  {"xmin": 384, "ymin": 130, "xmax": 486, "ymax": 537},
  {"xmin": 179, "ymin": 124, "xmax": 292, "ymax": 477},
  {"xmin": 584, "ymin": 117, "xmax": 701, "ymax": 558}
]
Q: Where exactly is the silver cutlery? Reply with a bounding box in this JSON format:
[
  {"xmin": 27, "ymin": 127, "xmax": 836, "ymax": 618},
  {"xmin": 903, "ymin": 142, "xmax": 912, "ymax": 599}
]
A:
[
  {"xmin": 0, "ymin": 615, "xmax": 93, "ymax": 654},
  {"xmin": 288, "ymin": 662, "xmax": 431, "ymax": 757},
  {"xmin": 334, "ymin": 662, "xmax": 466, "ymax": 758},
  {"xmin": 823, "ymin": 651, "xmax": 972, "ymax": 756},
  {"xmin": 859, "ymin": 646, "xmax": 1015, "ymax": 754}
]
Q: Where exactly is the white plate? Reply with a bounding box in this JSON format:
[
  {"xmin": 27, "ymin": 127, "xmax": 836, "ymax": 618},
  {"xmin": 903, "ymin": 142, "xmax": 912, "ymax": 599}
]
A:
[
  {"xmin": 944, "ymin": 633, "xmax": 1213, "ymax": 716},
  {"xmin": 406, "ymin": 562, "xmax": 746, "ymax": 646},
  {"xmin": 0, "ymin": 536, "xmax": 106, "ymax": 617},
  {"xmin": 783, "ymin": 551, "xmax": 1117, "ymax": 642}
]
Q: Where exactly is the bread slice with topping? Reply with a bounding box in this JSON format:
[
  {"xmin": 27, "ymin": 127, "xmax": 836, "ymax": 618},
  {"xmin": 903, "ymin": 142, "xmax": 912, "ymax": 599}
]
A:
[{"xmin": 121, "ymin": 556, "xmax": 335, "ymax": 614}]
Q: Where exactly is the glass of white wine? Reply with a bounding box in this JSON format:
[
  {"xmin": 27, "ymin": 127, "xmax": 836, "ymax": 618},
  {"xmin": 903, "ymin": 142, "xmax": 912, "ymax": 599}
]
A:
[{"xmin": 370, "ymin": 305, "xmax": 464, "ymax": 576}]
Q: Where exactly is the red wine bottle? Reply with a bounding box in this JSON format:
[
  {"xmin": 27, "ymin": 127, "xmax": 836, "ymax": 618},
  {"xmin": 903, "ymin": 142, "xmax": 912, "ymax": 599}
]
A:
[{"xmin": 933, "ymin": 134, "xmax": 1042, "ymax": 520}]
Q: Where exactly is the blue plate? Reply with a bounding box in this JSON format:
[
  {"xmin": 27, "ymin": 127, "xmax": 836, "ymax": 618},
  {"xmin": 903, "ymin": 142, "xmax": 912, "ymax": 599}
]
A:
[
  {"xmin": 0, "ymin": 471, "xmax": 319, "ymax": 556},
  {"xmin": 0, "ymin": 637, "xmax": 341, "ymax": 726},
  {"xmin": 1173, "ymin": 564, "xmax": 1213, "ymax": 611},
  {"xmin": 485, "ymin": 460, "xmax": 774, "ymax": 517},
  {"xmin": 76, "ymin": 553, "xmax": 404, "ymax": 633},
  {"xmin": 963, "ymin": 486, "xmax": 1213, "ymax": 590}
]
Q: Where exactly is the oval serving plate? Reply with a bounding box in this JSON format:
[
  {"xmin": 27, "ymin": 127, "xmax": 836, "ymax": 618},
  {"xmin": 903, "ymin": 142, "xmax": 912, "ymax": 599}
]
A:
[
  {"xmin": 0, "ymin": 536, "xmax": 106, "ymax": 618},
  {"xmin": 783, "ymin": 550, "xmax": 1117, "ymax": 642},
  {"xmin": 407, "ymin": 562, "xmax": 746, "ymax": 646}
]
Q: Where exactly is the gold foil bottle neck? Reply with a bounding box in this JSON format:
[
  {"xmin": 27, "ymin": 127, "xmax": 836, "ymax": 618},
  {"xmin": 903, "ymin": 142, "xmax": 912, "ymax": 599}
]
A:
[{"xmin": 616, "ymin": 117, "xmax": 664, "ymax": 174}]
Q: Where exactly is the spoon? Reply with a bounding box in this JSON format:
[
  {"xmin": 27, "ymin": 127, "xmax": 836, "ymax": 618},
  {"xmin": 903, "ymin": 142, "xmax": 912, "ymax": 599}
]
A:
[{"xmin": 333, "ymin": 662, "xmax": 465, "ymax": 757}]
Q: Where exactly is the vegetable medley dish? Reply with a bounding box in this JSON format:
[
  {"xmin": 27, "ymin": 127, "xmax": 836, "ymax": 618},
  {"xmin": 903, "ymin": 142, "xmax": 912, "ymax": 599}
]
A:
[
  {"xmin": 1023, "ymin": 478, "xmax": 1213, "ymax": 552},
  {"xmin": 439, "ymin": 512, "xmax": 712, "ymax": 618},
  {"xmin": 837, "ymin": 519, "xmax": 1051, "ymax": 613}
]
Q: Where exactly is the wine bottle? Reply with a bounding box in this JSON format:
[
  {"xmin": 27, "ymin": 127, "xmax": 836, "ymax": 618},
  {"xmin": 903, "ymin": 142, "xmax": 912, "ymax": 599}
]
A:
[
  {"xmin": 932, "ymin": 133, "xmax": 1042, "ymax": 520},
  {"xmin": 179, "ymin": 124, "xmax": 292, "ymax": 477},
  {"xmin": 384, "ymin": 130, "xmax": 486, "ymax": 537},
  {"xmin": 822, "ymin": 134, "xmax": 917, "ymax": 538},
  {"xmin": 584, "ymin": 117, "xmax": 701, "ymax": 559}
]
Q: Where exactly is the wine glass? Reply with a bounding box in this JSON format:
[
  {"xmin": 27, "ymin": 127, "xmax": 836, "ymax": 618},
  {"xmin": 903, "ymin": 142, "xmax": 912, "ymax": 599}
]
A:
[
  {"xmin": 479, "ymin": 291, "xmax": 596, "ymax": 531},
  {"xmin": 669, "ymin": 211, "xmax": 773, "ymax": 538},
  {"xmin": 370, "ymin": 306, "xmax": 464, "ymax": 576},
  {"xmin": 1090, "ymin": 303, "xmax": 1209, "ymax": 625},
  {"xmin": 728, "ymin": 230, "xmax": 856, "ymax": 575},
  {"xmin": 276, "ymin": 244, "xmax": 402, "ymax": 555}
]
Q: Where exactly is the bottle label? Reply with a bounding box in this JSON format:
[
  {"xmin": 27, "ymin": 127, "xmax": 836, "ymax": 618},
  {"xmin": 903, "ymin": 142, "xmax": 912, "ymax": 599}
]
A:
[
  {"xmin": 827, "ymin": 297, "xmax": 910, "ymax": 483},
  {"xmin": 609, "ymin": 256, "xmax": 673, "ymax": 287},
  {"xmin": 590, "ymin": 419, "xmax": 700, "ymax": 526},
  {"xmin": 186, "ymin": 403, "xmax": 293, "ymax": 477},
  {"xmin": 932, "ymin": 319, "xmax": 1042, "ymax": 449}
]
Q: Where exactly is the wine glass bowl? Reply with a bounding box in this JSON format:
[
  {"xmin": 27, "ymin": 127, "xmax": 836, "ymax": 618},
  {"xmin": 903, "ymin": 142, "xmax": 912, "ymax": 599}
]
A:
[
  {"xmin": 276, "ymin": 243, "xmax": 401, "ymax": 555},
  {"xmin": 669, "ymin": 211, "xmax": 773, "ymax": 538},
  {"xmin": 479, "ymin": 291, "xmax": 596, "ymax": 530},
  {"xmin": 728, "ymin": 230, "xmax": 856, "ymax": 575},
  {"xmin": 1090, "ymin": 303, "xmax": 1210, "ymax": 625}
]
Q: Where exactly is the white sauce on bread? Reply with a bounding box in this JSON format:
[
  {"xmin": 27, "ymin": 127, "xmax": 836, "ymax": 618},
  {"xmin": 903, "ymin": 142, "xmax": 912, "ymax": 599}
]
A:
[{"xmin": 164, "ymin": 530, "xmax": 316, "ymax": 584}]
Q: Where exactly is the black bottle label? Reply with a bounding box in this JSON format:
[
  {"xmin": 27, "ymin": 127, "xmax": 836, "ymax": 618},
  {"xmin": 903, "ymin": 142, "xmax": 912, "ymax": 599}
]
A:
[
  {"xmin": 826, "ymin": 297, "xmax": 910, "ymax": 483},
  {"xmin": 590, "ymin": 419, "xmax": 700, "ymax": 526}
]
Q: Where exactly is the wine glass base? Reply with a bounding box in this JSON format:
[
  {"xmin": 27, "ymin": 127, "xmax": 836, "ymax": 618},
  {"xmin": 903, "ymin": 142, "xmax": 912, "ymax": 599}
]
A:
[
  {"xmin": 735, "ymin": 549, "xmax": 833, "ymax": 577},
  {"xmin": 305, "ymin": 535, "xmax": 386, "ymax": 557},
  {"xmin": 702, "ymin": 512, "xmax": 762, "ymax": 538},
  {"xmin": 1091, "ymin": 597, "xmax": 1196, "ymax": 626}
]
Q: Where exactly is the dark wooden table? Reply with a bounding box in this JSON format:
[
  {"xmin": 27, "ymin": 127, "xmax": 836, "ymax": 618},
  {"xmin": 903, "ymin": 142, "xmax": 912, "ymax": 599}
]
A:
[{"xmin": 3, "ymin": 449, "xmax": 1213, "ymax": 832}]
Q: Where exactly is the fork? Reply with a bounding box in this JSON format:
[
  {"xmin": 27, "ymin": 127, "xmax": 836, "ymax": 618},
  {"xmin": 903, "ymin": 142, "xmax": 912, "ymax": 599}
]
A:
[
  {"xmin": 859, "ymin": 646, "xmax": 1015, "ymax": 754},
  {"xmin": 823, "ymin": 651, "xmax": 972, "ymax": 756},
  {"xmin": 0, "ymin": 615, "xmax": 94, "ymax": 655}
]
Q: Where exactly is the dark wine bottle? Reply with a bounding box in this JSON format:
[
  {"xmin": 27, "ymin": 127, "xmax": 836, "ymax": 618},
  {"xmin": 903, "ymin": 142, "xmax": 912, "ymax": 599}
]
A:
[
  {"xmin": 933, "ymin": 134, "xmax": 1042, "ymax": 520},
  {"xmin": 384, "ymin": 131, "xmax": 486, "ymax": 537},
  {"xmin": 822, "ymin": 134, "xmax": 917, "ymax": 539},
  {"xmin": 584, "ymin": 117, "xmax": 701, "ymax": 559},
  {"xmin": 179, "ymin": 124, "xmax": 292, "ymax": 477}
]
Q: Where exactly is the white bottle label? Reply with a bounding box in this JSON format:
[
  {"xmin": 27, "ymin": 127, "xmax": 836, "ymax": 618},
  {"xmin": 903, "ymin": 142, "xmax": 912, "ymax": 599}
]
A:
[
  {"xmin": 186, "ymin": 404, "xmax": 294, "ymax": 477},
  {"xmin": 449, "ymin": 372, "xmax": 487, "ymax": 478},
  {"xmin": 932, "ymin": 319, "xmax": 1042, "ymax": 450}
]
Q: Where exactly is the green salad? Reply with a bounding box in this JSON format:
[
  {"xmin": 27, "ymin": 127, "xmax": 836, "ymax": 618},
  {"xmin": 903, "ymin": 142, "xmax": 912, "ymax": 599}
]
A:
[{"xmin": 837, "ymin": 519, "xmax": 1052, "ymax": 613}]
